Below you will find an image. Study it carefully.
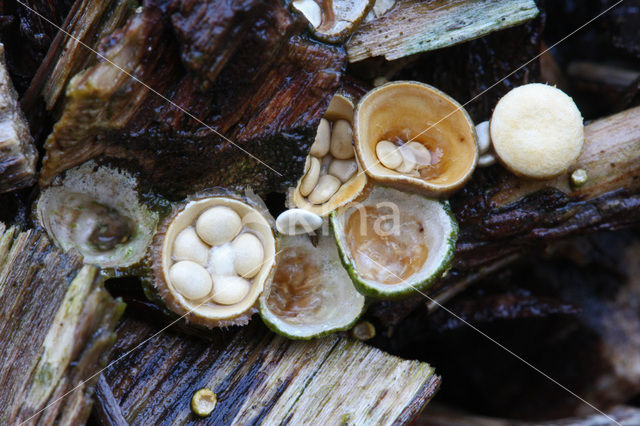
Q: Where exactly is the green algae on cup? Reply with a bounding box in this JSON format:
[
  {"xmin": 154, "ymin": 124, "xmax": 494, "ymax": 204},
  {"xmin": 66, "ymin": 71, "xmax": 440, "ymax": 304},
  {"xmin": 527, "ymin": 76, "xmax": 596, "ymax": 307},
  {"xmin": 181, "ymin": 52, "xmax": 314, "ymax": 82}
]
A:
[
  {"xmin": 36, "ymin": 160, "xmax": 159, "ymax": 273},
  {"xmin": 259, "ymin": 232, "xmax": 366, "ymax": 339},
  {"xmin": 331, "ymin": 185, "xmax": 458, "ymax": 299}
]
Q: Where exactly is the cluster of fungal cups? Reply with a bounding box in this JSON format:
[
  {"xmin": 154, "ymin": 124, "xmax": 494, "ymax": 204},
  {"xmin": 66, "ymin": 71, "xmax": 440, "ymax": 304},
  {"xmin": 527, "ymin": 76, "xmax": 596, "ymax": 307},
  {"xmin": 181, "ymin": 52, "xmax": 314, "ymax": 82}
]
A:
[
  {"xmin": 36, "ymin": 82, "xmax": 583, "ymax": 340},
  {"xmin": 267, "ymin": 81, "xmax": 585, "ymax": 338},
  {"xmin": 261, "ymin": 84, "xmax": 472, "ymax": 338}
]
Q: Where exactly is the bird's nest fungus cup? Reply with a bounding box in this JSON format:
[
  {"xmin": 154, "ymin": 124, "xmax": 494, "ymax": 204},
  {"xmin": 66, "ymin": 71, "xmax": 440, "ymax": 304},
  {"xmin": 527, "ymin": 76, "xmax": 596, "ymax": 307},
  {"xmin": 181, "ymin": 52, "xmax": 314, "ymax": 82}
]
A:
[
  {"xmin": 290, "ymin": 93, "xmax": 367, "ymax": 216},
  {"xmin": 354, "ymin": 81, "xmax": 478, "ymax": 197},
  {"xmin": 151, "ymin": 190, "xmax": 277, "ymax": 328}
]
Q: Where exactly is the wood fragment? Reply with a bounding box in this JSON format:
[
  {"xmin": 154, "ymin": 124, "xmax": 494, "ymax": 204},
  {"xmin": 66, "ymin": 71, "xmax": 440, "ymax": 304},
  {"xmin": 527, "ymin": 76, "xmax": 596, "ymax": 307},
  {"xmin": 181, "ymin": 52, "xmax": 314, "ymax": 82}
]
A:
[
  {"xmin": 567, "ymin": 62, "xmax": 640, "ymax": 89},
  {"xmin": 386, "ymin": 15, "xmax": 542, "ymax": 123},
  {"xmin": 346, "ymin": 0, "xmax": 539, "ymax": 63},
  {"xmin": 19, "ymin": 0, "xmax": 135, "ymax": 142},
  {"xmin": 0, "ymin": 225, "xmax": 125, "ymax": 425},
  {"xmin": 449, "ymin": 105, "xmax": 640, "ymax": 268},
  {"xmin": 92, "ymin": 376, "xmax": 128, "ymax": 426},
  {"xmin": 0, "ymin": 43, "xmax": 37, "ymax": 193},
  {"xmin": 43, "ymin": 0, "xmax": 135, "ymax": 112},
  {"xmin": 99, "ymin": 318, "xmax": 439, "ymax": 424},
  {"xmin": 38, "ymin": 2, "xmax": 345, "ymax": 197},
  {"xmin": 169, "ymin": 0, "xmax": 264, "ymax": 87}
]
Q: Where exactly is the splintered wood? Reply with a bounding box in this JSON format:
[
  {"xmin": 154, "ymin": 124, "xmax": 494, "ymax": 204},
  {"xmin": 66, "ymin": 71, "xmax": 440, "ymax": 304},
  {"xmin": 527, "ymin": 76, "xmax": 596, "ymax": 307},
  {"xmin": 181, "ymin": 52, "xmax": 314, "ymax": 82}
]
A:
[
  {"xmin": 0, "ymin": 44, "xmax": 37, "ymax": 193},
  {"xmin": 99, "ymin": 318, "xmax": 440, "ymax": 424},
  {"xmin": 347, "ymin": 0, "xmax": 539, "ymax": 62},
  {"xmin": 0, "ymin": 226, "xmax": 124, "ymax": 425}
]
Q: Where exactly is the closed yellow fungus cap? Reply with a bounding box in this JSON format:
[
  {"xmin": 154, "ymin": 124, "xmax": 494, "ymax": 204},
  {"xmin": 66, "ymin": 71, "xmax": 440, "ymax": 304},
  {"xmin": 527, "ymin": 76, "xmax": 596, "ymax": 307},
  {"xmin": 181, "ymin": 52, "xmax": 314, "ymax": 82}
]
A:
[{"xmin": 490, "ymin": 83, "xmax": 584, "ymax": 179}]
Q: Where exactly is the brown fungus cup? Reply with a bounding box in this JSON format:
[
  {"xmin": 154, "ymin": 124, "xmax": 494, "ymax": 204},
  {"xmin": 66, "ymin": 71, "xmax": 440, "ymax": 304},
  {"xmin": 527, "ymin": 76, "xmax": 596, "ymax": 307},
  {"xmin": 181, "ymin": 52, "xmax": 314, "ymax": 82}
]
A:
[
  {"xmin": 354, "ymin": 81, "xmax": 478, "ymax": 197},
  {"xmin": 150, "ymin": 189, "xmax": 277, "ymax": 328},
  {"xmin": 291, "ymin": 0, "xmax": 375, "ymax": 43}
]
